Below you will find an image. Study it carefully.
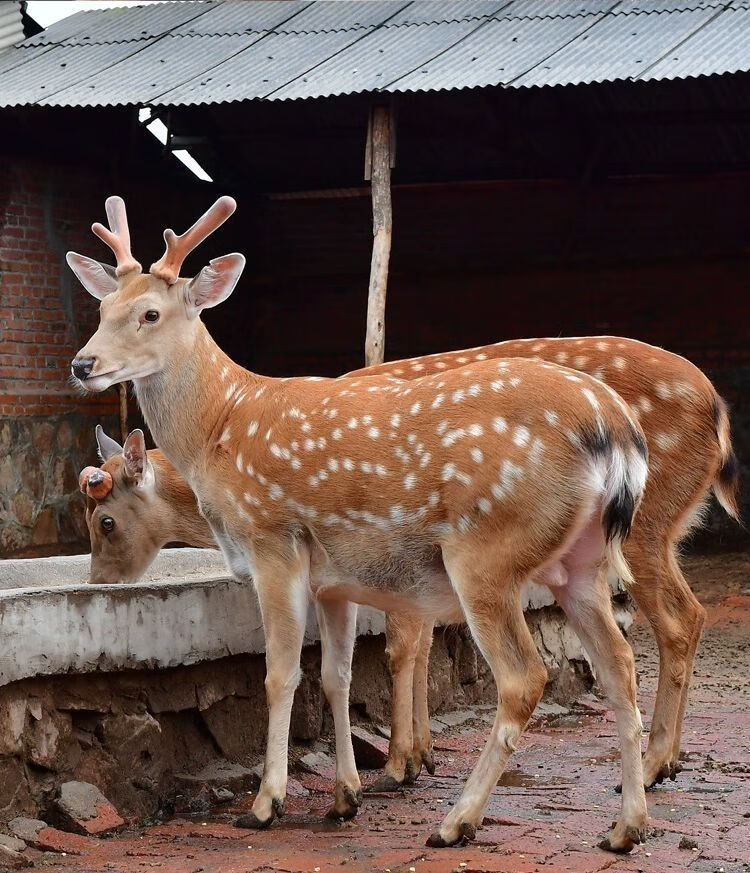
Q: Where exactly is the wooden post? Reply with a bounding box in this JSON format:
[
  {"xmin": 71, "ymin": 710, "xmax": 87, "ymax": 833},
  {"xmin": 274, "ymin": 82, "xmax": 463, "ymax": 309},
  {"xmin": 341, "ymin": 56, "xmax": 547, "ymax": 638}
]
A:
[
  {"xmin": 118, "ymin": 383, "xmax": 128, "ymax": 442},
  {"xmin": 364, "ymin": 104, "xmax": 395, "ymax": 367}
]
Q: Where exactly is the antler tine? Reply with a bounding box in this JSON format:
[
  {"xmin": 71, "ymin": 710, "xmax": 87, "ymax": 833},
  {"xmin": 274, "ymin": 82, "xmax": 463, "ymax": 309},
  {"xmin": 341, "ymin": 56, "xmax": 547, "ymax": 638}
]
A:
[
  {"xmin": 91, "ymin": 195, "xmax": 142, "ymax": 277},
  {"xmin": 150, "ymin": 196, "xmax": 237, "ymax": 285}
]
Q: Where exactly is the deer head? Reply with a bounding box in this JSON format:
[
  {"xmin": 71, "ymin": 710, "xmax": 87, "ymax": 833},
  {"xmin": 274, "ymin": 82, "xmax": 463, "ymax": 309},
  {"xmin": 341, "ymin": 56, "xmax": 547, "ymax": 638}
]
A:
[
  {"xmin": 69, "ymin": 196, "xmax": 245, "ymax": 392},
  {"xmin": 82, "ymin": 426, "xmax": 211, "ymax": 584}
]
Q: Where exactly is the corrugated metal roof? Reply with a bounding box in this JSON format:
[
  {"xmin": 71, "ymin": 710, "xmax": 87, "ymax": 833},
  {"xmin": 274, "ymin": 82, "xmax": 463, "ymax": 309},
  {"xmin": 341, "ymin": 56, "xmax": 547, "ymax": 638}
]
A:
[
  {"xmin": 0, "ymin": 1, "xmax": 25, "ymax": 51},
  {"xmin": 1, "ymin": 0, "xmax": 749, "ymax": 109}
]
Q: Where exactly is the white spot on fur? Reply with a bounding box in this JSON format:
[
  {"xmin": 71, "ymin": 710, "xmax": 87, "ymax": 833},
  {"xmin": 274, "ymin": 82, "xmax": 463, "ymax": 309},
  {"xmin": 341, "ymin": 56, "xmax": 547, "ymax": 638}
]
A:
[
  {"xmin": 492, "ymin": 417, "xmax": 508, "ymax": 434},
  {"xmin": 582, "ymin": 388, "xmax": 600, "ymax": 411},
  {"xmin": 391, "ymin": 413, "xmax": 401, "ymax": 428},
  {"xmin": 513, "ymin": 426, "xmax": 530, "ymax": 447},
  {"xmin": 655, "ymin": 432, "xmax": 680, "ymax": 451},
  {"xmin": 655, "ymin": 382, "xmax": 671, "ymax": 399},
  {"xmin": 573, "ymin": 356, "xmax": 588, "ymax": 368},
  {"xmin": 491, "ymin": 459, "xmax": 524, "ymax": 501},
  {"xmin": 452, "ymin": 389, "xmax": 465, "ymax": 403},
  {"xmin": 268, "ymin": 483, "xmax": 283, "ymax": 501},
  {"xmin": 490, "ymin": 379, "xmax": 504, "ymax": 392},
  {"xmin": 410, "ymin": 402, "xmax": 421, "ymax": 415},
  {"xmin": 471, "ymin": 447, "xmax": 484, "ymax": 464},
  {"xmin": 544, "ymin": 410, "xmax": 558, "ymax": 426},
  {"xmin": 555, "ymin": 352, "xmax": 568, "ymax": 364},
  {"xmin": 368, "ymin": 427, "xmax": 380, "ymax": 440},
  {"xmin": 343, "ymin": 458, "xmax": 354, "ymax": 471},
  {"xmin": 348, "ymin": 418, "xmax": 358, "ymax": 429},
  {"xmin": 420, "ymin": 452, "xmax": 431, "ymax": 468},
  {"xmin": 332, "ymin": 428, "xmax": 343, "ymax": 440},
  {"xmin": 477, "ymin": 497, "xmax": 492, "ymax": 514},
  {"xmin": 612, "ymin": 356, "xmax": 627, "ymax": 370},
  {"xmin": 467, "ymin": 384, "xmax": 481, "ymax": 397},
  {"xmin": 219, "ymin": 426, "xmax": 231, "ymax": 443},
  {"xmin": 638, "ymin": 396, "xmax": 653, "ymax": 414},
  {"xmin": 595, "ymin": 341, "xmax": 609, "ymax": 351},
  {"xmin": 404, "ymin": 473, "xmax": 417, "ymax": 490},
  {"xmin": 509, "ymin": 377, "xmax": 521, "ymax": 388},
  {"xmin": 225, "ymin": 383, "xmax": 237, "ymax": 401}
]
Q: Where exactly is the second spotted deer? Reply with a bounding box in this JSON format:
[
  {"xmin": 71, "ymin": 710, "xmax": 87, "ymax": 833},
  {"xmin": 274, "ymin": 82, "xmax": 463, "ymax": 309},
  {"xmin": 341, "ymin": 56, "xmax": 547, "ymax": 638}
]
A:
[{"xmin": 70, "ymin": 195, "xmax": 649, "ymax": 850}]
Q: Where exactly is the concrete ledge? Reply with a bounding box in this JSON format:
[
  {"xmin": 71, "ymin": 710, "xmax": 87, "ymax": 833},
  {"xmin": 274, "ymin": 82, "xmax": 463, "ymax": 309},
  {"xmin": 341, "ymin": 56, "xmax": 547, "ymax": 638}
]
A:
[
  {"xmin": 0, "ymin": 550, "xmax": 383, "ymax": 687},
  {"xmin": 0, "ymin": 549, "xmax": 631, "ymax": 688}
]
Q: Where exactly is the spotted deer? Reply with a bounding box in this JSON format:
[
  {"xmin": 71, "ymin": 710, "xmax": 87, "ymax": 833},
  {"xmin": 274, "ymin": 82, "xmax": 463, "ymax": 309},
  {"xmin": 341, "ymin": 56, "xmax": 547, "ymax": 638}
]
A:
[
  {"xmin": 70, "ymin": 196, "xmax": 650, "ymax": 851},
  {"xmin": 80, "ymin": 329, "xmax": 740, "ymax": 797},
  {"xmin": 354, "ymin": 337, "xmax": 739, "ymax": 793}
]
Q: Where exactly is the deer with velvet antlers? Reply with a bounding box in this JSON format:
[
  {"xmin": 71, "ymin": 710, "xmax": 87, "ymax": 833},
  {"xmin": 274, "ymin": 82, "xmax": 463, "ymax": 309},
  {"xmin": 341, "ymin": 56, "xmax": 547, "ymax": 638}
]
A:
[{"xmin": 70, "ymin": 195, "xmax": 650, "ymax": 851}]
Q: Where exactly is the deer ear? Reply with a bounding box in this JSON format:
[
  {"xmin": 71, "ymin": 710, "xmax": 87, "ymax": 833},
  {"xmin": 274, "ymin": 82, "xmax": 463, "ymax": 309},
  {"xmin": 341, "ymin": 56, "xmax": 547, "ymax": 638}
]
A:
[
  {"xmin": 66, "ymin": 252, "xmax": 118, "ymax": 300},
  {"xmin": 122, "ymin": 429, "xmax": 154, "ymax": 490},
  {"xmin": 183, "ymin": 253, "xmax": 245, "ymax": 318},
  {"xmin": 95, "ymin": 424, "xmax": 123, "ymax": 461}
]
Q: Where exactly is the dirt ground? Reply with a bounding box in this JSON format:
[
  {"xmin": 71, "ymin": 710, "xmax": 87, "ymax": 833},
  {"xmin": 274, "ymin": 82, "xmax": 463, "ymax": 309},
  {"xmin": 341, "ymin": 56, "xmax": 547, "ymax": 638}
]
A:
[{"xmin": 25, "ymin": 552, "xmax": 750, "ymax": 873}]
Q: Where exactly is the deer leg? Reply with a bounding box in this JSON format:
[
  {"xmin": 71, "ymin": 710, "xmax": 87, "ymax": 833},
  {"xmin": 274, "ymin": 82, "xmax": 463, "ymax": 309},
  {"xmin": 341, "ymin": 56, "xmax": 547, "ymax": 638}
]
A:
[
  {"xmin": 427, "ymin": 548, "xmax": 547, "ymax": 848},
  {"xmin": 235, "ymin": 543, "xmax": 309, "ymax": 830},
  {"xmin": 555, "ymin": 563, "xmax": 648, "ymax": 852},
  {"xmin": 410, "ymin": 618, "xmax": 436, "ymax": 780},
  {"xmin": 316, "ymin": 599, "xmax": 362, "ymax": 819},
  {"xmin": 626, "ymin": 539, "xmax": 705, "ymax": 788},
  {"xmin": 370, "ymin": 613, "xmax": 422, "ymax": 791}
]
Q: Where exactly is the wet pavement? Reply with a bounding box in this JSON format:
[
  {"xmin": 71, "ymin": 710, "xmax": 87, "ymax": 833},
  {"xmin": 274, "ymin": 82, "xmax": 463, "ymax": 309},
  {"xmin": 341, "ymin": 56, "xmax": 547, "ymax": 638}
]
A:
[{"xmin": 25, "ymin": 553, "xmax": 750, "ymax": 872}]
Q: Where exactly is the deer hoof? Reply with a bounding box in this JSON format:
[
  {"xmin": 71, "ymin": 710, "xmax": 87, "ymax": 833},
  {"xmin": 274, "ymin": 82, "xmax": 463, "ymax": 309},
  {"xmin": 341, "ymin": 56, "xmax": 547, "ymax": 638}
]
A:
[
  {"xmin": 425, "ymin": 821, "xmax": 476, "ymax": 848},
  {"xmin": 234, "ymin": 812, "xmax": 274, "ymax": 830},
  {"xmin": 366, "ymin": 775, "xmax": 404, "ymax": 793},
  {"xmin": 599, "ymin": 825, "xmax": 647, "ymax": 854}
]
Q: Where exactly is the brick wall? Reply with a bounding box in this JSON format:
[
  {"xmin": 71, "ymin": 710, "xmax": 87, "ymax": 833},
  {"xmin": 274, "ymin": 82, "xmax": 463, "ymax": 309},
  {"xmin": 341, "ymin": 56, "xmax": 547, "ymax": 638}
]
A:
[{"xmin": 1, "ymin": 160, "xmax": 124, "ymax": 556}]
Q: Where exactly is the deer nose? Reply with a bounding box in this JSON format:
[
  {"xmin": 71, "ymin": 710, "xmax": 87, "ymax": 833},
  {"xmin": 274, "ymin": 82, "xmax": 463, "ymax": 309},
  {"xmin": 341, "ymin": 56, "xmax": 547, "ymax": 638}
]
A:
[{"xmin": 71, "ymin": 357, "xmax": 96, "ymax": 380}]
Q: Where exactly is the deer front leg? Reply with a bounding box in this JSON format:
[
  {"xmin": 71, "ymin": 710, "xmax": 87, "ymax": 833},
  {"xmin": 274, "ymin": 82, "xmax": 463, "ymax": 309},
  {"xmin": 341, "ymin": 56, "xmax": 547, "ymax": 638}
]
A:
[
  {"xmin": 316, "ymin": 599, "xmax": 362, "ymax": 819},
  {"xmin": 235, "ymin": 541, "xmax": 309, "ymax": 830}
]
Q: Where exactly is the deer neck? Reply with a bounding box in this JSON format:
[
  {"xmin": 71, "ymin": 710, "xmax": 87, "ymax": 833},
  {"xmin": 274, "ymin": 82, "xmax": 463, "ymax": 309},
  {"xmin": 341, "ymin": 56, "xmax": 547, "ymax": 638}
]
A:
[{"xmin": 133, "ymin": 322, "xmax": 256, "ymax": 477}]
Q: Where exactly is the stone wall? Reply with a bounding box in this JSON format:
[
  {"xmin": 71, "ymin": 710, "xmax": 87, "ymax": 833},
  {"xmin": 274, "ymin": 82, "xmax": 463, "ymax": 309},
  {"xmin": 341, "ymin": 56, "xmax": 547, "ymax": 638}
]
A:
[{"xmin": 0, "ymin": 413, "xmax": 117, "ymax": 557}]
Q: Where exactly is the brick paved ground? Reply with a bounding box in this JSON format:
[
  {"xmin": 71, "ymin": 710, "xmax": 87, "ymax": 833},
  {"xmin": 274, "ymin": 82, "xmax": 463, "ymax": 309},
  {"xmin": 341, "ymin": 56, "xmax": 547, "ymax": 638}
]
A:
[{"xmin": 26, "ymin": 553, "xmax": 750, "ymax": 873}]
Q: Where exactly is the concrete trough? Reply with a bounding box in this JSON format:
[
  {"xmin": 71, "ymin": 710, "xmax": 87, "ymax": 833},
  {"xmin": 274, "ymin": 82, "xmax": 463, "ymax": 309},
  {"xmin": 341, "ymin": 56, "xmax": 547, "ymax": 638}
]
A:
[{"xmin": 0, "ymin": 548, "xmax": 631, "ymax": 687}]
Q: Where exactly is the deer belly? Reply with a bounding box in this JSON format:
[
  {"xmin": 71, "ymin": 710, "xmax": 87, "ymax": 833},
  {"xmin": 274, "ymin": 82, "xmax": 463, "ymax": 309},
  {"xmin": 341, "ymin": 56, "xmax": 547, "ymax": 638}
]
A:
[{"xmin": 308, "ymin": 531, "xmax": 462, "ymax": 621}]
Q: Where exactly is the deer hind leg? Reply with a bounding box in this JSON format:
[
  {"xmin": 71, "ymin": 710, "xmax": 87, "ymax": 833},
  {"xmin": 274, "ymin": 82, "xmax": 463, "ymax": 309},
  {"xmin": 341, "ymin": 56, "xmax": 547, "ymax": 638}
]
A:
[
  {"xmin": 369, "ymin": 612, "xmax": 422, "ymax": 791},
  {"xmin": 626, "ymin": 537, "xmax": 706, "ymax": 788},
  {"xmin": 555, "ymin": 562, "xmax": 648, "ymax": 853},
  {"xmin": 235, "ymin": 541, "xmax": 309, "ymax": 830},
  {"xmin": 427, "ymin": 547, "xmax": 547, "ymax": 848},
  {"xmin": 410, "ymin": 618, "xmax": 436, "ymax": 781},
  {"xmin": 316, "ymin": 599, "xmax": 362, "ymax": 819}
]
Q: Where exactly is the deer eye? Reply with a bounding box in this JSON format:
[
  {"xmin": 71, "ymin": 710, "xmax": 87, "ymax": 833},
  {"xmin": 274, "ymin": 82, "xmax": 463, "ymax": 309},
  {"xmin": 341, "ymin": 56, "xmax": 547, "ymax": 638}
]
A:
[
  {"xmin": 144, "ymin": 310, "xmax": 160, "ymax": 323},
  {"xmin": 101, "ymin": 516, "xmax": 115, "ymax": 533}
]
